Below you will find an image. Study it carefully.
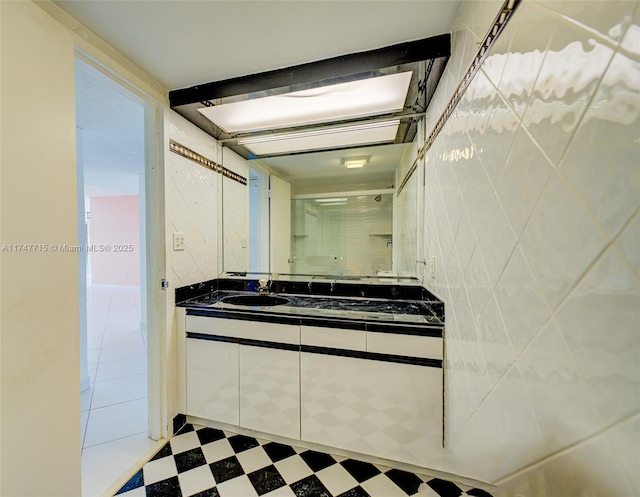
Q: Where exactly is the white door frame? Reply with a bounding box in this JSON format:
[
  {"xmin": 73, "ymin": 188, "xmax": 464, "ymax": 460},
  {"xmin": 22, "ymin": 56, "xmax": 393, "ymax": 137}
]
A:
[{"xmin": 75, "ymin": 50, "xmax": 167, "ymax": 441}]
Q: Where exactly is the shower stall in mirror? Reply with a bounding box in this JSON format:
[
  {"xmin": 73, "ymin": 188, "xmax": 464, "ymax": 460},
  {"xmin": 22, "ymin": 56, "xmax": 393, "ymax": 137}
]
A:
[
  {"xmin": 290, "ymin": 191, "xmax": 394, "ymax": 276},
  {"xmin": 218, "ymin": 139, "xmax": 408, "ymax": 278}
]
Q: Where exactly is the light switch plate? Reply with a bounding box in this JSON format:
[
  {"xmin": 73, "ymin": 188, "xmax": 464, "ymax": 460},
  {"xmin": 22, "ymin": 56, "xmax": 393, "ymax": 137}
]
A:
[{"xmin": 173, "ymin": 232, "xmax": 185, "ymax": 251}]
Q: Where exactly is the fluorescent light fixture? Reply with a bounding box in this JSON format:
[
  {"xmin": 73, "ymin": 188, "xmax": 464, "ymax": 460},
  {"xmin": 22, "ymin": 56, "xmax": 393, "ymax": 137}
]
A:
[
  {"xmin": 237, "ymin": 120, "xmax": 400, "ymax": 156},
  {"xmin": 198, "ymin": 72, "xmax": 412, "ymax": 134},
  {"xmin": 315, "ymin": 198, "xmax": 348, "ymax": 203},
  {"xmin": 343, "ymin": 157, "xmax": 368, "ymax": 169},
  {"xmin": 319, "ymin": 202, "xmax": 348, "ymax": 206}
]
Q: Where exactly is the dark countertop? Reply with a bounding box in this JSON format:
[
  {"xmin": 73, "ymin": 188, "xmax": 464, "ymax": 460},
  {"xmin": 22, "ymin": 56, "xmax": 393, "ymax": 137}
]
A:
[{"xmin": 176, "ymin": 277, "xmax": 444, "ymax": 328}]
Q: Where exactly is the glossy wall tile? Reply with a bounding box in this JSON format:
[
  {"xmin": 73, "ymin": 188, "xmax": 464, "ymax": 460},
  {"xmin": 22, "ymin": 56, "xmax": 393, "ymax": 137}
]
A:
[
  {"xmin": 395, "ymin": 0, "xmax": 640, "ymax": 491},
  {"xmin": 167, "ymin": 112, "xmax": 221, "ymax": 287}
]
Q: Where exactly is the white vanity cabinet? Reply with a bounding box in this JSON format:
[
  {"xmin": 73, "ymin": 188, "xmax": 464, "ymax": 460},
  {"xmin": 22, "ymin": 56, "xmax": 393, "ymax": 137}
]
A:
[
  {"xmin": 185, "ymin": 311, "xmax": 443, "ymax": 468},
  {"xmin": 186, "ymin": 338, "xmax": 239, "ymax": 425},
  {"xmin": 186, "ymin": 314, "xmax": 300, "ymax": 439},
  {"xmin": 300, "ymin": 352, "xmax": 442, "ymax": 467},
  {"xmin": 240, "ymin": 344, "xmax": 300, "ymax": 439},
  {"xmin": 300, "ymin": 323, "xmax": 443, "ymax": 468}
]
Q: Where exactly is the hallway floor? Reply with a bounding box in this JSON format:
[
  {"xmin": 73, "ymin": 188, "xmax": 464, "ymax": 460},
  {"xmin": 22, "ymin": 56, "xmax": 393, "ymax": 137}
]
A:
[
  {"xmin": 81, "ymin": 285, "xmax": 156, "ymax": 496},
  {"xmin": 115, "ymin": 424, "xmax": 493, "ymax": 497}
]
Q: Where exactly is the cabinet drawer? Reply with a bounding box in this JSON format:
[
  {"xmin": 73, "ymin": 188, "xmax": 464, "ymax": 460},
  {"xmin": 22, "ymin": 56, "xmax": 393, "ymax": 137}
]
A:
[
  {"xmin": 301, "ymin": 325, "xmax": 366, "ymax": 351},
  {"xmin": 367, "ymin": 331, "xmax": 442, "ymax": 360},
  {"xmin": 187, "ymin": 316, "xmax": 244, "ymax": 338},
  {"xmin": 187, "ymin": 315, "xmax": 299, "ymax": 344}
]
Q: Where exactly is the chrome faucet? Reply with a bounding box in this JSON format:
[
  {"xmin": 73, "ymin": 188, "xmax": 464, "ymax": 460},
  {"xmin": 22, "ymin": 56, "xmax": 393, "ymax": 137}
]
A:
[{"xmin": 258, "ymin": 278, "xmax": 270, "ymax": 295}]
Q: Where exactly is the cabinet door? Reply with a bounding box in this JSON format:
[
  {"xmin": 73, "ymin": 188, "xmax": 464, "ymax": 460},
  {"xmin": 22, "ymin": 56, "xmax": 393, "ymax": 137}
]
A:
[
  {"xmin": 301, "ymin": 352, "xmax": 441, "ymax": 467},
  {"xmin": 186, "ymin": 339, "xmax": 239, "ymax": 426},
  {"xmin": 240, "ymin": 345, "xmax": 300, "ymax": 440}
]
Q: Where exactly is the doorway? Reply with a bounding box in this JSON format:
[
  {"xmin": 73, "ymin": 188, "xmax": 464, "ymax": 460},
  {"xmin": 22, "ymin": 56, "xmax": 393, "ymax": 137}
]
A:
[{"xmin": 75, "ymin": 57, "xmax": 163, "ymax": 496}]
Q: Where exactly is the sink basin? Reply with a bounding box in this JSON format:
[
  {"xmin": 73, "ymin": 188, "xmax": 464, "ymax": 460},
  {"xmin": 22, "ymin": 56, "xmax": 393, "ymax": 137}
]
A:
[{"xmin": 221, "ymin": 295, "xmax": 290, "ymax": 307}]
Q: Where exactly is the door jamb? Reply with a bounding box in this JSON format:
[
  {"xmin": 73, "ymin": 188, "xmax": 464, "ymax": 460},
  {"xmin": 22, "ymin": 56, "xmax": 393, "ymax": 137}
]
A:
[{"xmin": 75, "ymin": 50, "xmax": 167, "ymax": 441}]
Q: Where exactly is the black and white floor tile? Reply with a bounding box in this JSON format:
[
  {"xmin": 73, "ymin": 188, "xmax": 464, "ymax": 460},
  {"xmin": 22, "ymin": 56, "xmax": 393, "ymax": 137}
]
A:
[{"xmin": 115, "ymin": 424, "xmax": 493, "ymax": 497}]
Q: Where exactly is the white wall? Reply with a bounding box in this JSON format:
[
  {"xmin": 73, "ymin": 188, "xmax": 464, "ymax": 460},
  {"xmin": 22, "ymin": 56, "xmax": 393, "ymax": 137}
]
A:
[
  {"xmin": 0, "ymin": 2, "xmax": 250, "ymax": 490},
  {"xmin": 400, "ymin": 0, "xmax": 639, "ymax": 493},
  {"xmin": 0, "ymin": 2, "xmax": 81, "ymax": 495}
]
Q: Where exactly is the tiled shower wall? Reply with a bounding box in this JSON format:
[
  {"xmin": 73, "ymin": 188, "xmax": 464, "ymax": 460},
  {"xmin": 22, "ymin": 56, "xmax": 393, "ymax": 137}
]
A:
[{"xmin": 400, "ymin": 0, "xmax": 639, "ymax": 493}]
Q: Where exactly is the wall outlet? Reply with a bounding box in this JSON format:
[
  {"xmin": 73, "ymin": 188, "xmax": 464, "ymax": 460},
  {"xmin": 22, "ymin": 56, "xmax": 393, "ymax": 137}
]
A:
[
  {"xmin": 173, "ymin": 232, "xmax": 185, "ymax": 251},
  {"xmin": 241, "ymin": 236, "xmax": 247, "ymax": 248},
  {"xmin": 430, "ymin": 255, "xmax": 436, "ymax": 278}
]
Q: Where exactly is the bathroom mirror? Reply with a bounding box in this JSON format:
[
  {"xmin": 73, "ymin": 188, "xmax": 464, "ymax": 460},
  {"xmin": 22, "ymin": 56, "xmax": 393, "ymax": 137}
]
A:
[
  {"xmin": 169, "ymin": 37, "xmax": 448, "ymax": 282},
  {"xmin": 220, "ymin": 141, "xmax": 418, "ymax": 278},
  {"xmin": 290, "ymin": 192, "xmax": 393, "ymax": 276}
]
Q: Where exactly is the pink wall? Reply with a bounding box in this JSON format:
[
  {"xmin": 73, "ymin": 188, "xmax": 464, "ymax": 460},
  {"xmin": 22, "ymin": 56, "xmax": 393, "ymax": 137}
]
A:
[{"xmin": 89, "ymin": 195, "xmax": 140, "ymax": 286}]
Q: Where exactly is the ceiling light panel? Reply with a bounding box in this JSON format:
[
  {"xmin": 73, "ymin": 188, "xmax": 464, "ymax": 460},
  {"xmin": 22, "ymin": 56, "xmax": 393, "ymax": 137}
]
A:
[
  {"xmin": 237, "ymin": 120, "xmax": 399, "ymax": 156},
  {"xmin": 198, "ymin": 72, "xmax": 412, "ymax": 134},
  {"xmin": 343, "ymin": 157, "xmax": 368, "ymax": 168},
  {"xmin": 315, "ymin": 198, "xmax": 348, "ymax": 203}
]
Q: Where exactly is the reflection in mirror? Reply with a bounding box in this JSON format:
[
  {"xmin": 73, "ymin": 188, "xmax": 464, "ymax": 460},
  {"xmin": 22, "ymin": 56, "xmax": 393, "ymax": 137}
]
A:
[
  {"xmin": 248, "ymin": 166, "xmax": 269, "ymax": 272},
  {"xmin": 221, "ymin": 142, "xmax": 415, "ymax": 278},
  {"xmin": 291, "ymin": 192, "xmax": 393, "ymax": 276}
]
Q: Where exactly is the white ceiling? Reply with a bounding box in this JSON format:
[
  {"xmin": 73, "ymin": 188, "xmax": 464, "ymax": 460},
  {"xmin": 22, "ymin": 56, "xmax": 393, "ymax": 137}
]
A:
[
  {"xmin": 55, "ymin": 1, "xmax": 462, "ymax": 90},
  {"xmin": 58, "ymin": 0, "xmax": 461, "ymax": 192}
]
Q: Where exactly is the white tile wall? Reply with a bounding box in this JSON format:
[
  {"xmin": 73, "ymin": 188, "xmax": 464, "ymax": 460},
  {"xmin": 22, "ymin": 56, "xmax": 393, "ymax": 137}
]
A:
[
  {"xmin": 166, "ymin": 113, "xmax": 250, "ymax": 282},
  {"xmin": 166, "ymin": 111, "xmax": 222, "ymax": 287},
  {"xmin": 398, "ymin": 0, "xmax": 640, "ymax": 491},
  {"xmin": 498, "ymin": 430, "xmax": 636, "ymax": 497}
]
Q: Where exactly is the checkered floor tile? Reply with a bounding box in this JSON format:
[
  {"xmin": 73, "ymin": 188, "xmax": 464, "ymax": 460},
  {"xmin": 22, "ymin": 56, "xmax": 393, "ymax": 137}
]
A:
[{"xmin": 115, "ymin": 424, "xmax": 493, "ymax": 497}]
